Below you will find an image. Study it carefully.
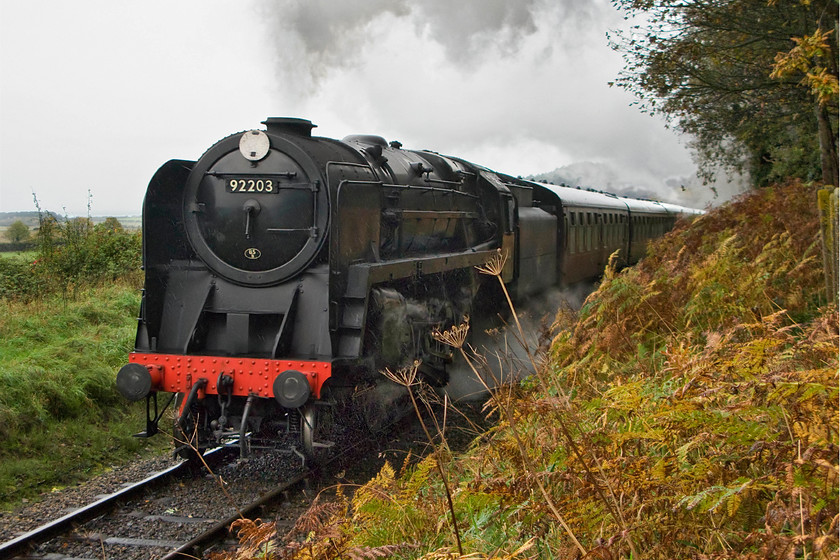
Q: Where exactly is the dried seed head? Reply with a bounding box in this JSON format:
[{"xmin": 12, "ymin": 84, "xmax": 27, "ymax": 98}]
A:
[
  {"xmin": 431, "ymin": 319, "xmax": 470, "ymax": 349},
  {"xmin": 476, "ymin": 249, "xmax": 508, "ymax": 277},
  {"xmin": 381, "ymin": 360, "xmax": 420, "ymax": 387}
]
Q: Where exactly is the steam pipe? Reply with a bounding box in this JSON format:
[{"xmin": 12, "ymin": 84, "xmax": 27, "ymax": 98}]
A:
[
  {"xmin": 240, "ymin": 393, "xmax": 255, "ymax": 459},
  {"xmin": 177, "ymin": 378, "xmax": 208, "ymax": 434}
]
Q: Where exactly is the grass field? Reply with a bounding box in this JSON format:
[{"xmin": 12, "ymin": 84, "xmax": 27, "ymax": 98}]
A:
[{"xmin": 0, "ymin": 281, "xmax": 168, "ymax": 509}]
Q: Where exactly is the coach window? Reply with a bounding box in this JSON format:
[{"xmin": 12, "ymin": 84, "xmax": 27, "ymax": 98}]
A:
[
  {"xmin": 614, "ymin": 214, "xmax": 619, "ymax": 242},
  {"xmin": 569, "ymin": 212, "xmax": 576, "ymax": 253},
  {"xmin": 605, "ymin": 214, "xmax": 610, "ymax": 248},
  {"xmin": 598, "ymin": 213, "xmax": 604, "ymax": 248},
  {"xmin": 577, "ymin": 212, "xmax": 583, "ymax": 253},
  {"xmin": 583, "ymin": 213, "xmax": 588, "ymax": 251}
]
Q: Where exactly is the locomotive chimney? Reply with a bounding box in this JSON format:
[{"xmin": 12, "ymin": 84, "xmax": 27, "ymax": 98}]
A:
[{"xmin": 262, "ymin": 117, "xmax": 316, "ymax": 137}]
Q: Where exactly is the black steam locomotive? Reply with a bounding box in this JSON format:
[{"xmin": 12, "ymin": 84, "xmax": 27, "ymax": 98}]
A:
[{"xmin": 116, "ymin": 118, "xmax": 701, "ymax": 462}]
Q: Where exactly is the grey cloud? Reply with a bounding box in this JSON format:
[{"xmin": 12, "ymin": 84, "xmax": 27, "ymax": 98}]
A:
[
  {"xmin": 260, "ymin": 0, "xmax": 611, "ymax": 90},
  {"xmin": 409, "ymin": 0, "xmax": 540, "ymax": 63}
]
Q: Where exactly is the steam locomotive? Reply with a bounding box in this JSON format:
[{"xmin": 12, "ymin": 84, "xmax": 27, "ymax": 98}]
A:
[{"xmin": 116, "ymin": 117, "xmax": 701, "ymax": 463}]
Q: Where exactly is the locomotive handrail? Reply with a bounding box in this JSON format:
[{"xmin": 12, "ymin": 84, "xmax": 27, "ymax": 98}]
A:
[
  {"xmin": 421, "ymin": 177, "xmax": 463, "ymax": 188},
  {"xmin": 382, "ymin": 183, "xmax": 479, "ymax": 198},
  {"xmin": 204, "ymin": 171, "xmax": 298, "ymax": 179},
  {"xmin": 390, "ymin": 210, "xmax": 479, "ymax": 220},
  {"xmin": 344, "ymin": 248, "xmax": 499, "ymax": 298}
]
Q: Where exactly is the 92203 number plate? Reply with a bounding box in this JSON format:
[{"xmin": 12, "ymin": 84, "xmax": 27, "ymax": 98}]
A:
[{"xmin": 227, "ymin": 178, "xmax": 276, "ymax": 193}]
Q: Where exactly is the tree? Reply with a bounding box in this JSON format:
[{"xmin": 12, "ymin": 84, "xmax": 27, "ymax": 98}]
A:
[
  {"xmin": 5, "ymin": 220, "xmax": 30, "ymax": 243},
  {"xmin": 771, "ymin": 24, "xmax": 840, "ymax": 187},
  {"xmin": 609, "ymin": 0, "xmax": 838, "ymax": 187},
  {"xmin": 96, "ymin": 217, "xmax": 124, "ymax": 233}
]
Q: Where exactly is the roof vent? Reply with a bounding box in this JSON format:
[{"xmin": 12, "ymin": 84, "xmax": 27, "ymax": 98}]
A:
[{"xmin": 262, "ymin": 117, "xmax": 316, "ymax": 137}]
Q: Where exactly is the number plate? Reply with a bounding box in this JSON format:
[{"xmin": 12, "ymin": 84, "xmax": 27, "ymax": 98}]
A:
[{"xmin": 226, "ymin": 177, "xmax": 276, "ymax": 194}]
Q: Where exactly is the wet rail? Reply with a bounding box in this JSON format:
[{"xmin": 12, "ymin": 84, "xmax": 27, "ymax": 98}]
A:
[
  {"xmin": 0, "ymin": 460, "xmax": 187, "ymax": 559},
  {"xmin": 0, "ymin": 446, "xmax": 302, "ymax": 560}
]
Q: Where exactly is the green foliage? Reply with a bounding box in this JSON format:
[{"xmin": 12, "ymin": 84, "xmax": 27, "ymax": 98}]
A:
[
  {"xmin": 0, "ymin": 199, "xmax": 150, "ymax": 507},
  {"xmin": 0, "ymin": 257, "xmax": 45, "ymax": 301},
  {"xmin": 3, "ymin": 208, "xmax": 142, "ymax": 302},
  {"xmin": 609, "ymin": 0, "xmax": 838, "ymax": 186},
  {"xmin": 771, "ymin": 27, "xmax": 839, "ymax": 108}
]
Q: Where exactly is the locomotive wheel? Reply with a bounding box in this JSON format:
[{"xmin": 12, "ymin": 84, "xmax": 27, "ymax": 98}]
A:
[{"xmin": 301, "ymin": 401, "xmax": 334, "ymax": 464}]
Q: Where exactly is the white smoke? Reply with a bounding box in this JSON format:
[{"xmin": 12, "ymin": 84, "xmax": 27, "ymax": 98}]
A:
[
  {"xmin": 531, "ymin": 161, "xmax": 748, "ymax": 208},
  {"xmin": 442, "ymin": 283, "xmax": 596, "ymax": 402},
  {"xmin": 255, "ymin": 0, "xmax": 733, "ymax": 208},
  {"xmin": 257, "ymin": 0, "xmax": 606, "ymax": 89}
]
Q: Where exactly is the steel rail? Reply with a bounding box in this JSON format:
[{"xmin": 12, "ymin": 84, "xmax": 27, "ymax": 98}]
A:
[
  {"xmin": 160, "ymin": 469, "xmax": 311, "ymax": 559},
  {"xmin": 0, "ymin": 447, "xmax": 227, "ymax": 559},
  {"xmin": 0, "ymin": 462, "xmax": 185, "ymax": 559},
  {"xmin": 160, "ymin": 395, "xmax": 415, "ymax": 558},
  {"xmin": 1, "ymin": 398, "xmax": 402, "ymax": 559}
]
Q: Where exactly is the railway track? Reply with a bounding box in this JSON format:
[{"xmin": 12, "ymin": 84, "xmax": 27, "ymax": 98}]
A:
[
  {"xmin": 0, "ymin": 456, "xmax": 190, "ymax": 559},
  {"xmin": 0, "ymin": 399, "xmax": 487, "ymax": 560},
  {"xmin": 0, "ymin": 445, "xmax": 315, "ymax": 560},
  {"xmin": 1, "ymin": 431, "xmax": 396, "ymax": 558},
  {"xmin": 0, "ymin": 433, "xmax": 347, "ymax": 560}
]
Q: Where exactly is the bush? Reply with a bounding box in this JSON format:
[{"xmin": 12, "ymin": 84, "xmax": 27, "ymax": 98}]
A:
[
  {"xmin": 1, "ymin": 212, "xmax": 142, "ymax": 301},
  {"xmin": 4, "ymin": 220, "xmax": 31, "ymax": 243},
  {"xmin": 0, "ymin": 258, "xmax": 44, "ymax": 302}
]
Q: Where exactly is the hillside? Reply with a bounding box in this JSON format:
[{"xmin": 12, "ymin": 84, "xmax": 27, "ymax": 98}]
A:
[
  {"xmin": 0, "ymin": 212, "xmax": 43, "ymax": 228},
  {"xmin": 220, "ymin": 180, "xmax": 838, "ymax": 559}
]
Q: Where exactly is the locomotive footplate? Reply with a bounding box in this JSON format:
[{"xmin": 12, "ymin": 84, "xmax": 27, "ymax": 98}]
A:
[
  {"xmin": 118, "ymin": 353, "xmax": 334, "ymax": 462},
  {"xmin": 119, "ymin": 353, "xmax": 331, "ymax": 403}
]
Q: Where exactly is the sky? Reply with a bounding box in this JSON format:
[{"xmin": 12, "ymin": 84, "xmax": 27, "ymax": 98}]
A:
[{"xmin": 0, "ymin": 0, "xmax": 741, "ymax": 217}]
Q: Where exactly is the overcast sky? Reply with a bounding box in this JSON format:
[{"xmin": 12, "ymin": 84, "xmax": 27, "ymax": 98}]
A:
[{"xmin": 0, "ymin": 0, "xmax": 736, "ymax": 217}]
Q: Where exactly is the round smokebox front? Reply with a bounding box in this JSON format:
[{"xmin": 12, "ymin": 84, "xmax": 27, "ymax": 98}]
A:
[{"xmin": 183, "ymin": 130, "xmax": 329, "ymax": 286}]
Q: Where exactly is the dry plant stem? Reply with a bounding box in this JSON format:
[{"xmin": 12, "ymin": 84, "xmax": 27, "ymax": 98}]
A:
[
  {"xmin": 456, "ymin": 346, "xmax": 586, "ymax": 556},
  {"xmin": 479, "ymin": 253, "xmax": 639, "ymax": 557},
  {"xmin": 384, "ymin": 366, "xmax": 463, "ymax": 555},
  {"xmin": 494, "ymin": 274, "xmax": 541, "ymax": 381},
  {"xmin": 479, "ymin": 252, "xmax": 565, "ymax": 399},
  {"xmin": 420, "ymin": 388, "xmax": 452, "ymax": 457},
  {"xmin": 798, "ymin": 440, "xmax": 808, "ymax": 560},
  {"xmin": 406, "ymin": 387, "xmax": 463, "ymax": 555}
]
